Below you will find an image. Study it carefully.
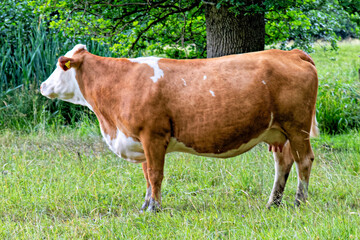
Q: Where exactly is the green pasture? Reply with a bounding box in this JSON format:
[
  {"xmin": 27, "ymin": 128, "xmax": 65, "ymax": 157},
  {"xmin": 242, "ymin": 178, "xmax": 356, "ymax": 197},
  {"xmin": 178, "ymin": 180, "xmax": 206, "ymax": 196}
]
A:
[{"xmin": 0, "ymin": 126, "xmax": 359, "ymax": 239}]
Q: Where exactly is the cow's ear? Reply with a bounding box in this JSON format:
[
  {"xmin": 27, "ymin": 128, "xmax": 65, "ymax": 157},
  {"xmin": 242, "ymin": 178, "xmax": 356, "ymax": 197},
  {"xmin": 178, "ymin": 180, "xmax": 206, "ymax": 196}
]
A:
[{"xmin": 58, "ymin": 56, "xmax": 79, "ymax": 71}]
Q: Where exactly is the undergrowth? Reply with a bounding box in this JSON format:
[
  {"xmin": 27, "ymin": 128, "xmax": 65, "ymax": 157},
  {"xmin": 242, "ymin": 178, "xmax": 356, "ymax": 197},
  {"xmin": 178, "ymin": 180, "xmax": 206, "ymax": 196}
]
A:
[{"xmin": 313, "ymin": 40, "xmax": 360, "ymax": 134}]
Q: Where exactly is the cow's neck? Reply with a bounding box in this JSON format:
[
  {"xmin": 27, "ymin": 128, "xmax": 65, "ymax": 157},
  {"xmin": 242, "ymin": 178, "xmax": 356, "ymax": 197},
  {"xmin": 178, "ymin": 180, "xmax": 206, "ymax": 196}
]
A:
[{"xmin": 75, "ymin": 54, "xmax": 130, "ymax": 138}]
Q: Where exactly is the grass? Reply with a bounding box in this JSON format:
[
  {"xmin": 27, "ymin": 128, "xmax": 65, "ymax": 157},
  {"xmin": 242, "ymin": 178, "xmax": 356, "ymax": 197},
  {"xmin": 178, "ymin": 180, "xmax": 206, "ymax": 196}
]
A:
[
  {"xmin": 0, "ymin": 126, "xmax": 359, "ymax": 239},
  {"xmin": 312, "ymin": 40, "xmax": 360, "ymax": 134}
]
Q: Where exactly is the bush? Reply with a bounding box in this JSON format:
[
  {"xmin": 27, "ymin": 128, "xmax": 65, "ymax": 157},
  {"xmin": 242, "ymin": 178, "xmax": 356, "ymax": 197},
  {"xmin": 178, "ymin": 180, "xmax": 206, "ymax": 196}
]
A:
[
  {"xmin": 317, "ymin": 82, "xmax": 360, "ymax": 134},
  {"xmin": 313, "ymin": 42, "xmax": 360, "ymax": 134}
]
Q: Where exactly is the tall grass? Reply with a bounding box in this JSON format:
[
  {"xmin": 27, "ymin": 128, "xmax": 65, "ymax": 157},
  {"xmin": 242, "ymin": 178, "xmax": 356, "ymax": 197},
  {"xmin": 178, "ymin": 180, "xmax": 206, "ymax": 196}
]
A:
[
  {"xmin": 313, "ymin": 40, "xmax": 360, "ymax": 134},
  {"xmin": 0, "ymin": 24, "xmax": 116, "ymax": 91},
  {"xmin": 0, "ymin": 24, "xmax": 113, "ymax": 132}
]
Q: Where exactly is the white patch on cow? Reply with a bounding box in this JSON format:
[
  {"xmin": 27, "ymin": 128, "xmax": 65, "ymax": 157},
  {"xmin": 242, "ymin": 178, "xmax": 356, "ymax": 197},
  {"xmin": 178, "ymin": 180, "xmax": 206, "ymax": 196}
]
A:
[
  {"xmin": 40, "ymin": 44, "xmax": 92, "ymax": 110},
  {"xmin": 267, "ymin": 154, "xmax": 287, "ymax": 204},
  {"xmin": 262, "ymin": 80, "xmax": 267, "ymax": 85},
  {"xmin": 268, "ymin": 112, "xmax": 274, "ymax": 128},
  {"xmin": 145, "ymin": 186, "xmax": 152, "ymax": 201},
  {"xmin": 129, "ymin": 57, "xmax": 164, "ymax": 83},
  {"xmin": 100, "ymin": 128, "xmax": 145, "ymax": 163},
  {"xmin": 203, "ymin": 75, "xmax": 207, "ymax": 80},
  {"xmin": 65, "ymin": 44, "xmax": 87, "ymax": 58},
  {"xmin": 310, "ymin": 115, "xmax": 319, "ymax": 137},
  {"xmin": 181, "ymin": 78, "xmax": 187, "ymax": 86},
  {"xmin": 209, "ymin": 90, "xmax": 215, "ymax": 97},
  {"xmin": 273, "ymin": 158, "xmax": 282, "ymax": 183},
  {"xmin": 273, "ymin": 154, "xmax": 287, "ymax": 187}
]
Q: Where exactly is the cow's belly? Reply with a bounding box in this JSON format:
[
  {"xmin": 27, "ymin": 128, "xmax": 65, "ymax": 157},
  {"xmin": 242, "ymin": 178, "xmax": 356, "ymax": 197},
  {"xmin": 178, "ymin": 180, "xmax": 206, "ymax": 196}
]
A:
[
  {"xmin": 100, "ymin": 127, "xmax": 286, "ymax": 163},
  {"xmin": 166, "ymin": 136, "xmax": 263, "ymax": 158},
  {"xmin": 101, "ymin": 128, "xmax": 146, "ymax": 163},
  {"xmin": 166, "ymin": 128, "xmax": 287, "ymax": 158},
  {"xmin": 166, "ymin": 137, "xmax": 259, "ymax": 158}
]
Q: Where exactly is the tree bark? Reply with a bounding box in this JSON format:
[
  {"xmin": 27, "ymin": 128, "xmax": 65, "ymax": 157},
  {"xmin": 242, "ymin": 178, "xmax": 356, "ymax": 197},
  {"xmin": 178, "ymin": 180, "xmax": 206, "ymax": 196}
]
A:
[{"xmin": 204, "ymin": 1, "xmax": 265, "ymax": 58}]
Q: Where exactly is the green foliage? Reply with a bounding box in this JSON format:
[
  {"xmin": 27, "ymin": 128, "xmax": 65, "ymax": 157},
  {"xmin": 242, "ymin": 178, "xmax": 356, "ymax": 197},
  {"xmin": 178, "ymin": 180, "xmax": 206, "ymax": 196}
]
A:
[
  {"xmin": 265, "ymin": 0, "xmax": 359, "ymax": 52},
  {"xmin": 34, "ymin": 0, "xmax": 360, "ymax": 57},
  {"xmin": 34, "ymin": 0, "xmax": 205, "ymax": 58},
  {"xmin": 0, "ymin": 0, "xmax": 37, "ymax": 47},
  {"xmin": 210, "ymin": 0, "xmax": 360, "ymax": 52},
  {"xmin": 312, "ymin": 40, "xmax": 360, "ymax": 134},
  {"xmin": 339, "ymin": 0, "xmax": 360, "ymax": 33}
]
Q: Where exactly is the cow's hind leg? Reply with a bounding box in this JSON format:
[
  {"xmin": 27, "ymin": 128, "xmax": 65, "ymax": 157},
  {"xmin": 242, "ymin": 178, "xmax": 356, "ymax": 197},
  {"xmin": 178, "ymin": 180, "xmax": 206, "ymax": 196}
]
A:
[
  {"xmin": 289, "ymin": 135, "xmax": 315, "ymax": 206},
  {"xmin": 267, "ymin": 141, "xmax": 294, "ymax": 208}
]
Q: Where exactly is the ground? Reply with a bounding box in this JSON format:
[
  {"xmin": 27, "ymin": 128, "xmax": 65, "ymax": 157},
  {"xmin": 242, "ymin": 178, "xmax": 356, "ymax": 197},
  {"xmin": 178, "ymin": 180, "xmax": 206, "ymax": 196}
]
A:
[{"xmin": 0, "ymin": 127, "xmax": 359, "ymax": 239}]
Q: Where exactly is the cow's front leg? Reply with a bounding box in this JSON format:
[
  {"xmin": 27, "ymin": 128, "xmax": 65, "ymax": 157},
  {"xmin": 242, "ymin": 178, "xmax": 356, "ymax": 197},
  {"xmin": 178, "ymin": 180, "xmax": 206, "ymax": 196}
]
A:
[
  {"xmin": 140, "ymin": 162, "xmax": 152, "ymax": 212},
  {"xmin": 140, "ymin": 133, "xmax": 168, "ymax": 212}
]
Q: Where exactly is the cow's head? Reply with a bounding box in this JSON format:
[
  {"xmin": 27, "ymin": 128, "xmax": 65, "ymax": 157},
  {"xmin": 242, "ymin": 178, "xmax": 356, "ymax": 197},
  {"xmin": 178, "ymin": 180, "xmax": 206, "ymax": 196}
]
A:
[{"xmin": 40, "ymin": 44, "xmax": 90, "ymax": 107}]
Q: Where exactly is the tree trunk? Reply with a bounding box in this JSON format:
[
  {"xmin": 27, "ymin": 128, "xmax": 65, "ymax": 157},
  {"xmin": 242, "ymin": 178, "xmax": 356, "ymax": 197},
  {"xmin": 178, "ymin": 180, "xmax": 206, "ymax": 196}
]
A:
[{"xmin": 204, "ymin": 1, "xmax": 265, "ymax": 58}]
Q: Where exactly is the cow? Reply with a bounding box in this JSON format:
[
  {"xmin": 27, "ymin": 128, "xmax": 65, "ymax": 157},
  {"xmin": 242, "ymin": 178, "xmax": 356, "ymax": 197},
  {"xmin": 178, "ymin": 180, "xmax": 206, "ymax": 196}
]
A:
[{"xmin": 40, "ymin": 44, "xmax": 319, "ymax": 212}]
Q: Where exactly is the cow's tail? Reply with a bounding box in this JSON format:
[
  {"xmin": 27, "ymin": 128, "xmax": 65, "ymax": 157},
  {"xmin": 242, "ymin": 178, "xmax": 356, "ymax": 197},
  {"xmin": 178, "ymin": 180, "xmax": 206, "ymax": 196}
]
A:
[
  {"xmin": 310, "ymin": 111, "xmax": 320, "ymax": 137},
  {"xmin": 294, "ymin": 49, "xmax": 319, "ymax": 137}
]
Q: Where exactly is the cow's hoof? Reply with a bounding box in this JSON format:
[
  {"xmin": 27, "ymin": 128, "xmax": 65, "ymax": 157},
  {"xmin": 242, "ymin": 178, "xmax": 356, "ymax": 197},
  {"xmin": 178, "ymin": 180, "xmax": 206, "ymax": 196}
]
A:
[
  {"xmin": 266, "ymin": 203, "xmax": 273, "ymax": 209},
  {"xmin": 146, "ymin": 198, "xmax": 161, "ymax": 213},
  {"xmin": 294, "ymin": 195, "xmax": 307, "ymax": 207},
  {"xmin": 140, "ymin": 200, "xmax": 150, "ymax": 213},
  {"xmin": 266, "ymin": 200, "xmax": 282, "ymax": 209},
  {"xmin": 294, "ymin": 199, "xmax": 305, "ymax": 207}
]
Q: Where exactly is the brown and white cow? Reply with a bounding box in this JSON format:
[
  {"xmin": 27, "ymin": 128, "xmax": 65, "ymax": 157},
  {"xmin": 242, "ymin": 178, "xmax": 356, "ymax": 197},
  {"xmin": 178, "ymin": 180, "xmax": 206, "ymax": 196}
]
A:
[{"xmin": 40, "ymin": 44, "xmax": 319, "ymax": 211}]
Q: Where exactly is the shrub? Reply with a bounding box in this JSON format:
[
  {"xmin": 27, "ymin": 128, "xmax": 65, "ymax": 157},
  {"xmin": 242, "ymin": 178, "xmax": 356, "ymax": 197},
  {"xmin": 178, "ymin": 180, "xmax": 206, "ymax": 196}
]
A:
[
  {"xmin": 317, "ymin": 82, "xmax": 360, "ymax": 134},
  {"xmin": 313, "ymin": 42, "xmax": 360, "ymax": 134}
]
